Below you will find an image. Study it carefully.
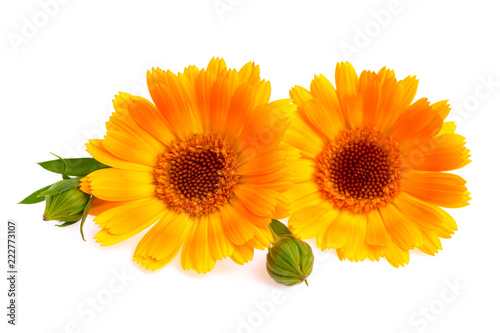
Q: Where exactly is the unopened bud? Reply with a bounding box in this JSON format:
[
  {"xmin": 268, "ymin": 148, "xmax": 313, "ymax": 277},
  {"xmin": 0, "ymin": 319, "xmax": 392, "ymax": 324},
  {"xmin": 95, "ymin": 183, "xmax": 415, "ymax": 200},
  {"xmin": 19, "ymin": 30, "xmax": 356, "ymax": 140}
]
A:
[
  {"xmin": 43, "ymin": 188, "xmax": 90, "ymax": 223},
  {"xmin": 266, "ymin": 234, "xmax": 314, "ymax": 286}
]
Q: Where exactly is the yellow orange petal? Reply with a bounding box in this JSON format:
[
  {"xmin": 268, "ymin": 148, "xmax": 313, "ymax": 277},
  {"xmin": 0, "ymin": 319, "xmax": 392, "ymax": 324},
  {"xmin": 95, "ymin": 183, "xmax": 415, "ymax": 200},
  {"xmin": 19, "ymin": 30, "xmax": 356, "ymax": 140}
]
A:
[
  {"xmin": 272, "ymin": 193, "xmax": 291, "ymax": 219},
  {"xmin": 147, "ymin": 69, "xmax": 202, "ymax": 139},
  {"xmin": 234, "ymin": 184, "xmax": 277, "ymax": 218},
  {"xmin": 402, "ymin": 172, "xmax": 470, "ymax": 208},
  {"xmin": 125, "ymin": 95, "xmax": 176, "ymax": 145},
  {"xmin": 383, "ymin": 242, "xmax": 410, "ymax": 268},
  {"xmin": 230, "ymin": 243, "xmax": 254, "ymax": 265},
  {"xmin": 283, "ymin": 111, "xmax": 326, "ymax": 159},
  {"xmin": 93, "ymin": 197, "xmax": 166, "ymax": 246},
  {"xmin": 336, "ymin": 213, "xmax": 369, "ymax": 262},
  {"xmin": 287, "ymin": 181, "xmax": 324, "ymax": 215},
  {"xmin": 206, "ymin": 57, "xmax": 228, "ymax": 77},
  {"xmin": 180, "ymin": 217, "xmax": 217, "ymax": 274},
  {"xmin": 82, "ymin": 168, "xmax": 156, "ymax": 201},
  {"xmin": 235, "ymin": 99, "xmax": 293, "ymax": 158},
  {"xmin": 288, "ymin": 200, "xmax": 335, "ymax": 238},
  {"xmin": 238, "ymin": 147, "xmax": 288, "ymax": 175},
  {"xmin": 366, "ymin": 209, "xmax": 392, "ymax": 246},
  {"xmin": 88, "ymin": 198, "xmax": 130, "ymax": 216},
  {"xmin": 228, "ymin": 196, "xmax": 270, "ymax": 227},
  {"xmin": 219, "ymin": 200, "xmax": 255, "ymax": 245},
  {"xmin": 194, "ymin": 69, "xmax": 216, "ymax": 133},
  {"xmin": 335, "ymin": 61, "xmax": 362, "ymax": 128},
  {"xmin": 304, "ymin": 98, "xmax": 345, "ymax": 140},
  {"xmin": 433, "ymin": 206, "xmax": 458, "ymax": 239},
  {"xmin": 374, "ymin": 70, "xmax": 418, "ymax": 133},
  {"xmin": 358, "ymin": 70, "xmax": 380, "ymax": 127},
  {"xmin": 238, "ymin": 61, "xmax": 261, "ymax": 84},
  {"xmin": 224, "ymin": 83, "xmax": 257, "ymax": 142},
  {"xmin": 207, "ymin": 212, "xmax": 234, "ymax": 260},
  {"xmin": 104, "ymin": 93, "xmax": 165, "ymax": 167},
  {"xmin": 246, "ymin": 224, "xmax": 273, "ymax": 250},
  {"xmin": 378, "ymin": 204, "xmax": 423, "ymax": 250},
  {"xmin": 133, "ymin": 211, "xmax": 191, "ymax": 270},
  {"xmin": 210, "ymin": 69, "xmax": 240, "ymax": 135},
  {"xmin": 319, "ymin": 210, "xmax": 356, "ymax": 249},
  {"xmin": 391, "ymin": 98, "xmax": 443, "ymax": 145},
  {"xmin": 403, "ymin": 133, "xmax": 470, "ymax": 172},
  {"xmin": 183, "ymin": 65, "xmax": 200, "ymax": 87},
  {"xmin": 310, "ymin": 74, "xmax": 342, "ymax": 118},
  {"xmin": 417, "ymin": 230, "xmax": 443, "ymax": 256},
  {"xmin": 431, "ymin": 100, "xmax": 451, "ymax": 119},
  {"xmin": 289, "ymin": 85, "xmax": 313, "ymax": 108},
  {"xmin": 287, "ymin": 155, "xmax": 316, "ymax": 183},
  {"xmin": 438, "ymin": 121, "xmax": 457, "ymax": 135},
  {"xmin": 393, "ymin": 194, "xmax": 443, "ymax": 231},
  {"xmin": 86, "ymin": 139, "xmax": 152, "ymax": 172}
]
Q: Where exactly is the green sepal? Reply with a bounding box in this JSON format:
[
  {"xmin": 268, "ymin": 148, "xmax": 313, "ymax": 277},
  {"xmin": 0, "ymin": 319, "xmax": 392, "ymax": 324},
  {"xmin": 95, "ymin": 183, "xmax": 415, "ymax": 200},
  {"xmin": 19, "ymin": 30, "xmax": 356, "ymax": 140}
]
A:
[
  {"xmin": 18, "ymin": 184, "xmax": 53, "ymax": 204},
  {"xmin": 37, "ymin": 178, "xmax": 80, "ymax": 197},
  {"xmin": 56, "ymin": 221, "xmax": 79, "ymax": 227},
  {"xmin": 269, "ymin": 219, "xmax": 293, "ymax": 241},
  {"xmin": 79, "ymin": 196, "xmax": 94, "ymax": 242},
  {"xmin": 49, "ymin": 153, "xmax": 71, "ymax": 179},
  {"xmin": 38, "ymin": 157, "xmax": 109, "ymax": 177}
]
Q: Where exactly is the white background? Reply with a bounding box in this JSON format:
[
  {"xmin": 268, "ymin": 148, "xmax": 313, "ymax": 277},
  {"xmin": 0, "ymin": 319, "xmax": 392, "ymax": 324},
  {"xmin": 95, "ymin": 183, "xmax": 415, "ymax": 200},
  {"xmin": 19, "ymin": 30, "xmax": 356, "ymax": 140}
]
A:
[{"xmin": 1, "ymin": 0, "xmax": 499, "ymax": 332}]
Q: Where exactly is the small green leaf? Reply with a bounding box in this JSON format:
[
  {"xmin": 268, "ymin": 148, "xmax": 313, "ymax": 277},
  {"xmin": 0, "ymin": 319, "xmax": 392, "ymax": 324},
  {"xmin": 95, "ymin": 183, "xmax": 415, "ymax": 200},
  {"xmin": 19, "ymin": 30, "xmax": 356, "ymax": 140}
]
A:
[
  {"xmin": 19, "ymin": 184, "xmax": 53, "ymax": 204},
  {"xmin": 80, "ymin": 196, "xmax": 94, "ymax": 242},
  {"xmin": 38, "ymin": 157, "xmax": 109, "ymax": 177},
  {"xmin": 269, "ymin": 219, "xmax": 293, "ymax": 241},
  {"xmin": 37, "ymin": 178, "xmax": 80, "ymax": 197},
  {"xmin": 56, "ymin": 221, "xmax": 79, "ymax": 227}
]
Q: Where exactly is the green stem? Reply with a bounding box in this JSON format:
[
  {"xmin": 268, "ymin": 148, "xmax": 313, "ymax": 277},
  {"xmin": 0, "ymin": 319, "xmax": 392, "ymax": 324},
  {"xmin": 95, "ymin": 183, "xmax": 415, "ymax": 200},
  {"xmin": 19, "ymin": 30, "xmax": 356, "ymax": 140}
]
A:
[{"xmin": 80, "ymin": 196, "xmax": 94, "ymax": 242}]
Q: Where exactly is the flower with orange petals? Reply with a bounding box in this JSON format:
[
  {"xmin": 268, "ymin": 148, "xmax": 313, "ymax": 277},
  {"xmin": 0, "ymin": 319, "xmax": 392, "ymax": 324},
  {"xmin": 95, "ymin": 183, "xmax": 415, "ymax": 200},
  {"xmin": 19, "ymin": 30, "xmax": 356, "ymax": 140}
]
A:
[
  {"xmin": 285, "ymin": 62, "xmax": 470, "ymax": 267},
  {"xmin": 80, "ymin": 58, "xmax": 295, "ymax": 273}
]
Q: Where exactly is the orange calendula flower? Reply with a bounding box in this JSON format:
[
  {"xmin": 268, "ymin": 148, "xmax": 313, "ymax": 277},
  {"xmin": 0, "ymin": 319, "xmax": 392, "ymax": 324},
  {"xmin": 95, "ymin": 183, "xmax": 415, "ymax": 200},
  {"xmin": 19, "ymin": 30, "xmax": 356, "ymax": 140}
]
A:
[
  {"xmin": 80, "ymin": 58, "xmax": 295, "ymax": 273},
  {"xmin": 284, "ymin": 62, "xmax": 470, "ymax": 268}
]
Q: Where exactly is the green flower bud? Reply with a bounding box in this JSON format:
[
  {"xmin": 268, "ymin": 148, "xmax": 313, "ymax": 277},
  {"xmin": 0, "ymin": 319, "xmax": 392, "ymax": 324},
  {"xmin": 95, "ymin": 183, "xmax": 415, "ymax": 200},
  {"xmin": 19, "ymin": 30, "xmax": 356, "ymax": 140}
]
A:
[
  {"xmin": 43, "ymin": 187, "xmax": 90, "ymax": 223},
  {"xmin": 266, "ymin": 234, "xmax": 314, "ymax": 286}
]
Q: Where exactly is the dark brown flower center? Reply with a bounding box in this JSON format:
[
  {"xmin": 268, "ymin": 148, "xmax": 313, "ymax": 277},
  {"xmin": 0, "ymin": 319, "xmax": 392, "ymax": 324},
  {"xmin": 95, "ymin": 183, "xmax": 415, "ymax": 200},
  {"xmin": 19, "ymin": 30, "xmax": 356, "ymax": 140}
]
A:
[
  {"xmin": 154, "ymin": 134, "xmax": 239, "ymax": 216},
  {"xmin": 315, "ymin": 127, "xmax": 402, "ymax": 213}
]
